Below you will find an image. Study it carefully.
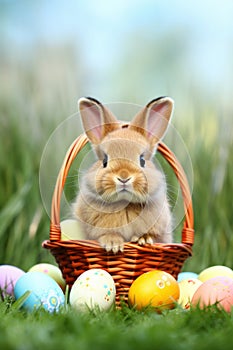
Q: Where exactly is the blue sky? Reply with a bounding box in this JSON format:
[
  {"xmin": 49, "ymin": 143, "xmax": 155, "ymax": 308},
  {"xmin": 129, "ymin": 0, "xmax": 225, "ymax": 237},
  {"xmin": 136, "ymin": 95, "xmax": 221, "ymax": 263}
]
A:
[{"xmin": 1, "ymin": 0, "xmax": 233, "ymax": 100}]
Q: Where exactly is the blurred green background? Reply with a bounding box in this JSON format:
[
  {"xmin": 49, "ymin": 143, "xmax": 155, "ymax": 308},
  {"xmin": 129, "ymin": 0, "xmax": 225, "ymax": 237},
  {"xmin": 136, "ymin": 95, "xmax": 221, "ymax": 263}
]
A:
[{"xmin": 0, "ymin": 0, "xmax": 232, "ymax": 272}]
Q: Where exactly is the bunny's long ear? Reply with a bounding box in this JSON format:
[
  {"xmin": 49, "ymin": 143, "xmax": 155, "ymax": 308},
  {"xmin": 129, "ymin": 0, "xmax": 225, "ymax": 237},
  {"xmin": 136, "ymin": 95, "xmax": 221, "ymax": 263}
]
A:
[
  {"xmin": 130, "ymin": 97, "xmax": 174, "ymax": 148},
  {"xmin": 78, "ymin": 97, "xmax": 119, "ymax": 144}
]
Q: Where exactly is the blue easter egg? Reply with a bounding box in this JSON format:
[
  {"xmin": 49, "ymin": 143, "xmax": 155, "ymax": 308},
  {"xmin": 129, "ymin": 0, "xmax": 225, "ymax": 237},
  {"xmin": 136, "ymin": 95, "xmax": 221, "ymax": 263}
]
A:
[
  {"xmin": 177, "ymin": 272, "xmax": 198, "ymax": 282},
  {"xmin": 14, "ymin": 271, "xmax": 65, "ymax": 312}
]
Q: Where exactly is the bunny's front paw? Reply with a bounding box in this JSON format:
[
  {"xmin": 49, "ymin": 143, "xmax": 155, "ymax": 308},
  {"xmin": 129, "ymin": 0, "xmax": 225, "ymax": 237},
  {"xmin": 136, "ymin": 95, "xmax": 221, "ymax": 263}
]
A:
[
  {"xmin": 99, "ymin": 233, "xmax": 124, "ymax": 254},
  {"xmin": 131, "ymin": 233, "xmax": 155, "ymax": 246}
]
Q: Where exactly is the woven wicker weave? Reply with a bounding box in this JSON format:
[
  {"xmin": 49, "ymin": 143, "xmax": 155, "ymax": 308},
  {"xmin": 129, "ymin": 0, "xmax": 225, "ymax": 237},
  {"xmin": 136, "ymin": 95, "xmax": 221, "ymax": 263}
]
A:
[{"xmin": 43, "ymin": 134, "xmax": 194, "ymax": 303}]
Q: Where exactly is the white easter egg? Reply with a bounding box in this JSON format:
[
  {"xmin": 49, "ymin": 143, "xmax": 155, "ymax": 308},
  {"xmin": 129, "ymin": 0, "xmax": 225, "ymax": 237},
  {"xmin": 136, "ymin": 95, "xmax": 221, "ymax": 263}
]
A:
[
  {"xmin": 69, "ymin": 269, "xmax": 116, "ymax": 312},
  {"xmin": 178, "ymin": 278, "xmax": 203, "ymax": 309}
]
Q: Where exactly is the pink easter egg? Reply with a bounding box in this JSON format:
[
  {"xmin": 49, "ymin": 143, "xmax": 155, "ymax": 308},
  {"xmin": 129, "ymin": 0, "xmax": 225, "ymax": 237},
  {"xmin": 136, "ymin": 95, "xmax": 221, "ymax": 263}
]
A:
[
  {"xmin": 0, "ymin": 265, "xmax": 25, "ymax": 296},
  {"xmin": 191, "ymin": 276, "xmax": 233, "ymax": 312}
]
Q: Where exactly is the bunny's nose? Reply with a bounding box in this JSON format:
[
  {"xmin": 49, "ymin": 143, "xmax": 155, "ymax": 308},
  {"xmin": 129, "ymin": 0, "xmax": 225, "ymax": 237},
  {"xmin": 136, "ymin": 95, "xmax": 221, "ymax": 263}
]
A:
[{"xmin": 117, "ymin": 177, "xmax": 131, "ymax": 184}]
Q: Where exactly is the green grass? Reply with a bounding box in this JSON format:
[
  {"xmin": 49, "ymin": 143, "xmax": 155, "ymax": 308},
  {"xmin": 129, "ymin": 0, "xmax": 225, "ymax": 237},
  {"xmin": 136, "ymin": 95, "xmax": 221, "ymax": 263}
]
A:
[{"xmin": 1, "ymin": 299, "xmax": 233, "ymax": 350}]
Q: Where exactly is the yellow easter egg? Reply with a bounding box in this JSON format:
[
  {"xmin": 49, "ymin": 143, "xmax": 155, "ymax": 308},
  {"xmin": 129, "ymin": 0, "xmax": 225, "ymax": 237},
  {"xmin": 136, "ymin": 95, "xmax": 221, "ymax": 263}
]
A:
[
  {"xmin": 28, "ymin": 263, "xmax": 66, "ymax": 291},
  {"xmin": 128, "ymin": 270, "xmax": 180, "ymax": 311},
  {"xmin": 198, "ymin": 265, "xmax": 233, "ymax": 282},
  {"xmin": 60, "ymin": 219, "xmax": 85, "ymax": 240}
]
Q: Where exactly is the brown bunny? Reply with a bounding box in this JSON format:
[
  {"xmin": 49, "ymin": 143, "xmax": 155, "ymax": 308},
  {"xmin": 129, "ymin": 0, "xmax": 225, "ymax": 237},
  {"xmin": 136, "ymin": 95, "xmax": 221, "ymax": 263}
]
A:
[{"xmin": 73, "ymin": 97, "xmax": 174, "ymax": 253}]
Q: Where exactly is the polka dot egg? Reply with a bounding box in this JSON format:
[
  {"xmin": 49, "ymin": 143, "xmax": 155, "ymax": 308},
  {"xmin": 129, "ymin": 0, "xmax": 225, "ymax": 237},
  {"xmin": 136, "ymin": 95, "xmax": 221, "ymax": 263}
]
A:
[{"xmin": 69, "ymin": 269, "xmax": 116, "ymax": 312}]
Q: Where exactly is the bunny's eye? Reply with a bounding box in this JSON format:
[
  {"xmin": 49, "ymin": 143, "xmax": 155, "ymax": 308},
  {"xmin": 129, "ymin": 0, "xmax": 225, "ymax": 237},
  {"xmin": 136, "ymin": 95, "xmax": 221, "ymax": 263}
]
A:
[
  {"xmin": 139, "ymin": 154, "xmax": 145, "ymax": 168},
  {"xmin": 103, "ymin": 153, "xmax": 108, "ymax": 168}
]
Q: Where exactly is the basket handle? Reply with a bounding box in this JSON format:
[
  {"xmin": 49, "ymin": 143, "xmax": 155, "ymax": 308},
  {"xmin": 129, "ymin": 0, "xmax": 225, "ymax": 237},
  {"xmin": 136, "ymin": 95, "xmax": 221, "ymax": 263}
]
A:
[{"xmin": 50, "ymin": 134, "xmax": 194, "ymax": 245}]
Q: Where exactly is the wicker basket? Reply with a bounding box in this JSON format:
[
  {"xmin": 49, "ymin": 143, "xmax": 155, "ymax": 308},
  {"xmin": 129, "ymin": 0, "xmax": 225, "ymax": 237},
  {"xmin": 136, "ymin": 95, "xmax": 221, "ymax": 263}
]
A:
[{"xmin": 42, "ymin": 134, "xmax": 194, "ymax": 304}]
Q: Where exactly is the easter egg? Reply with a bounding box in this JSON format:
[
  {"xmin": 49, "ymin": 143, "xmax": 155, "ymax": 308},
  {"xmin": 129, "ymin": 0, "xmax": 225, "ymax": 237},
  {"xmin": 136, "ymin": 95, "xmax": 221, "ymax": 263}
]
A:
[
  {"xmin": 178, "ymin": 278, "xmax": 202, "ymax": 309},
  {"xmin": 0, "ymin": 265, "xmax": 25, "ymax": 296},
  {"xmin": 198, "ymin": 265, "xmax": 233, "ymax": 282},
  {"xmin": 128, "ymin": 270, "xmax": 180, "ymax": 311},
  {"xmin": 191, "ymin": 276, "xmax": 233, "ymax": 312},
  {"xmin": 14, "ymin": 271, "xmax": 65, "ymax": 312},
  {"xmin": 177, "ymin": 272, "xmax": 198, "ymax": 282},
  {"xmin": 28, "ymin": 263, "xmax": 66, "ymax": 291},
  {"xmin": 60, "ymin": 219, "xmax": 85, "ymax": 240},
  {"xmin": 69, "ymin": 269, "xmax": 116, "ymax": 312}
]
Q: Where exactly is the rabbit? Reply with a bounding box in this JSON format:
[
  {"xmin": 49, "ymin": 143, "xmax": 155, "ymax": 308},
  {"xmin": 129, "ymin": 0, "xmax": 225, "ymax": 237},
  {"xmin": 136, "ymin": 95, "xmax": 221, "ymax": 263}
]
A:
[{"xmin": 73, "ymin": 96, "xmax": 174, "ymax": 253}]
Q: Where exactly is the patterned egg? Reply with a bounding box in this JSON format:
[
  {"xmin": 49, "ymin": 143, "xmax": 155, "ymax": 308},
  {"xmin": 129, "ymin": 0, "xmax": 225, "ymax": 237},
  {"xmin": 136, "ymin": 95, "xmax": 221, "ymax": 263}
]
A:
[
  {"xmin": 128, "ymin": 270, "xmax": 180, "ymax": 311},
  {"xmin": 0, "ymin": 265, "xmax": 25, "ymax": 297},
  {"xmin": 177, "ymin": 272, "xmax": 198, "ymax": 282},
  {"xmin": 191, "ymin": 276, "xmax": 233, "ymax": 312},
  {"xmin": 198, "ymin": 265, "xmax": 233, "ymax": 282},
  {"xmin": 14, "ymin": 271, "xmax": 65, "ymax": 312},
  {"xmin": 178, "ymin": 278, "xmax": 203, "ymax": 309},
  {"xmin": 28, "ymin": 263, "xmax": 66, "ymax": 291},
  {"xmin": 69, "ymin": 269, "xmax": 116, "ymax": 312}
]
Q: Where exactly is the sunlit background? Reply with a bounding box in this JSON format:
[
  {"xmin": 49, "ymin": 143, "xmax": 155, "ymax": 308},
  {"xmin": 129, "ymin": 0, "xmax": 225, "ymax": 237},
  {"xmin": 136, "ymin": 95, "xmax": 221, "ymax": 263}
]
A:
[{"xmin": 0, "ymin": 0, "xmax": 233, "ymax": 271}]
